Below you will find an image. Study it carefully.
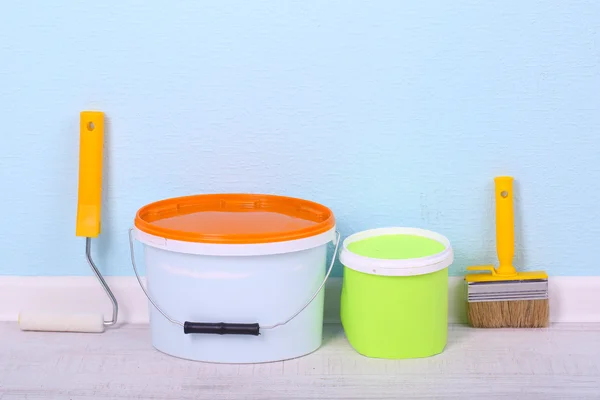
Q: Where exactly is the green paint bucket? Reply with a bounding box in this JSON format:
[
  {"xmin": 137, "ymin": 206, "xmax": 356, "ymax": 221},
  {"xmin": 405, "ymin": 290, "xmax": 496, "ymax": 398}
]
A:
[{"xmin": 340, "ymin": 227, "xmax": 453, "ymax": 359}]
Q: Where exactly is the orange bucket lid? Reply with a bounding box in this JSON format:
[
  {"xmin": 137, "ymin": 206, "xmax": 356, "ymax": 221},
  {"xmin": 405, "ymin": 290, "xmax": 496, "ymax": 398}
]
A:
[{"xmin": 134, "ymin": 194, "xmax": 335, "ymax": 244}]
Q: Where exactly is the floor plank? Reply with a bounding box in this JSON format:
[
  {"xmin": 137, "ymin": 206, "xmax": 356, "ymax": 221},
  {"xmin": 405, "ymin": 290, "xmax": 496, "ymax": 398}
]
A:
[{"xmin": 1, "ymin": 323, "xmax": 599, "ymax": 399}]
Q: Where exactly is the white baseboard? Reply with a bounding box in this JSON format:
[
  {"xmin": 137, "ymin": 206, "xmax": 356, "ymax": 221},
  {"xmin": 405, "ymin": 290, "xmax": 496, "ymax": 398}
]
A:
[{"xmin": 1, "ymin": 276, "xmax": 599, "ymax": 325}]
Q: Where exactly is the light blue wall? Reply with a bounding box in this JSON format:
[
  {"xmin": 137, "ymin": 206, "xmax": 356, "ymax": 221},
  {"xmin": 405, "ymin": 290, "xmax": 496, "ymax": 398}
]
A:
[{"xmin": 1, "ymin": 1, "xmax": 599, "ymax": 277}]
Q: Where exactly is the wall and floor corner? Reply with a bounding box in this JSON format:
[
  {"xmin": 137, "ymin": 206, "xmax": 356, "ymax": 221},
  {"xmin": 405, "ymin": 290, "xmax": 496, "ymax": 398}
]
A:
[{"xmin": 1, "ymin": 2, "xmax": 599, "ymax": 322}]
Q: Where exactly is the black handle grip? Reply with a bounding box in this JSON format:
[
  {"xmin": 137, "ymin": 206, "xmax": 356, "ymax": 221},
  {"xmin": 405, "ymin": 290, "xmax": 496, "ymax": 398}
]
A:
[{"xmin": 183, "ymin": 321, "xmax": 260, "ymax": 336}]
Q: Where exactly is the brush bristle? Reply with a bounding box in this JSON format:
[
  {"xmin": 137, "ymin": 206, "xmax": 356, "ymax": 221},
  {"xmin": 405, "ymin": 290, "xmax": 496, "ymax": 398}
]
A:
[{"xmin": 467, "ymin": 299, "xmax": 549, "ymax": 328}]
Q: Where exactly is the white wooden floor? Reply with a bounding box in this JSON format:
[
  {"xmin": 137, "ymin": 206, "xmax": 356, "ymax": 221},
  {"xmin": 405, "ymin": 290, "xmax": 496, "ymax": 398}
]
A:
[{"xmin": 1, "ymin": 323, "xmax": 599, "ymax": 400}]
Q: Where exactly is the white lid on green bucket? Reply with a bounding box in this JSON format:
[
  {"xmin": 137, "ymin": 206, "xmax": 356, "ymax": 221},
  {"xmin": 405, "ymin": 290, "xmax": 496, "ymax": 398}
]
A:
[{"xmin": 339, "ymin": 227, "xmax": 453, "ymax": 276}]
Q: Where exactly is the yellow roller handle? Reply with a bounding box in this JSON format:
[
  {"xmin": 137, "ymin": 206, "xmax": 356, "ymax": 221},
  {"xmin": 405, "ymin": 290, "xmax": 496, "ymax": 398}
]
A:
[
  {"xmin": 76, "ymin": 111, "xmax": 104, "ymax": 238},
  {"xmin": 494, "ymin": 176, "xmax": 517, "ymax": 276}
]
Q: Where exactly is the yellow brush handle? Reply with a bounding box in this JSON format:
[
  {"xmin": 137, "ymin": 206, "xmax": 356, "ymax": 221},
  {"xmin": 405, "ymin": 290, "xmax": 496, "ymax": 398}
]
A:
[
  {"xmin": 494, "ymin": 176, "xmax": 517, "ymax": 276},
  {"xmin": 76, "ymin": 111, "xmax": 104, "ymax": 238}
]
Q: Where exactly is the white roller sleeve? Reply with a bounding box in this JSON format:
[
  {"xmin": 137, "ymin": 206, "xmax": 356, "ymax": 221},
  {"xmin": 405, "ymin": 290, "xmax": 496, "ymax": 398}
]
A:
[{"xmin": 18, "ymin": 312, "xmax": 105, "ymax": 333}]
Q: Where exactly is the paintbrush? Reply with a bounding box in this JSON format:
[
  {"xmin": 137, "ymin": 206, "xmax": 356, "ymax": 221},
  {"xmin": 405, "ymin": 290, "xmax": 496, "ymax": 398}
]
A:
[{"xmin": 465, "ymin": 176, "xmax": 549, "ymax": 328}]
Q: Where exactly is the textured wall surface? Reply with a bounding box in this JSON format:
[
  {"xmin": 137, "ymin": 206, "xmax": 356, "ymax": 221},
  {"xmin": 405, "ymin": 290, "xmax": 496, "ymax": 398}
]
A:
[{"xmin": 1, "ymin": 1, "xmax": 599, "ymax": 277}]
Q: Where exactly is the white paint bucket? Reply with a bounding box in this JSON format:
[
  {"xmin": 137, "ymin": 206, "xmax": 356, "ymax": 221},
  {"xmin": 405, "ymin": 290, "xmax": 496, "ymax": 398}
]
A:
[{"xmin": 129, "ymin": 194, "xmax": 338, "ymax": 363}]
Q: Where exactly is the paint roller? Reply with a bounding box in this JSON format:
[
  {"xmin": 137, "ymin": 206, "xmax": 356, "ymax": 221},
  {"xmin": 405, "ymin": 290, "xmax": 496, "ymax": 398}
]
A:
[{"xmin": 18, "ymin": 111, "xmax": 118, "ymax": 333}]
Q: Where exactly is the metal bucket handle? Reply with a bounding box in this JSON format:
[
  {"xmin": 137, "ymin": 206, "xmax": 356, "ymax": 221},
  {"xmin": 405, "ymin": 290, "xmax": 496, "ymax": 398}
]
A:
[{"xmin": 128, "ymin": 228, "xmax": 340, "ymax": 336}]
